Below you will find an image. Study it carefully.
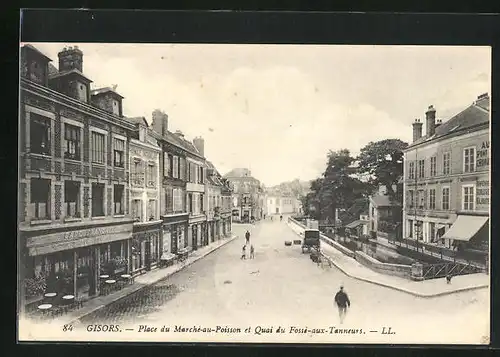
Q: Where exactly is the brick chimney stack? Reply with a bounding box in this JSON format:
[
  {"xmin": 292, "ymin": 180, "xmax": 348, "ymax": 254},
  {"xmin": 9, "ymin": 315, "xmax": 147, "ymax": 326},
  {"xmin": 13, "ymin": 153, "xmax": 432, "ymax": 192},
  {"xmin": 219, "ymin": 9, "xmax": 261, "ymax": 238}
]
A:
[
  {"xmin": 426, "ymin": 105, "xmax": 437, "ymax": 137},
  {"xmin": 412, "ymin": 119, "xmax": 423, "ymax": 143},
  {"xmin": 151, "ymin": 110, "xmax": 168, "ymax": 136},
  {"xmin": 58, "ymin": 45, "xmax": 83, "ymax": 72},
  {"xmin": 193, "ymin": 137, "xmax": 205, "ymax": 157}
]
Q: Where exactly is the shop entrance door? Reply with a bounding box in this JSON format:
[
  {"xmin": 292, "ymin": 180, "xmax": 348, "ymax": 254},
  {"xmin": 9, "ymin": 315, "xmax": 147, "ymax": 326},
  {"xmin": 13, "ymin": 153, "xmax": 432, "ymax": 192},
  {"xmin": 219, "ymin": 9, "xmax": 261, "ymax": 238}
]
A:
[
  {"xmin": 192, "ymin": 225, "xmax": 198, "ymax": 250},
  {"xmin": 88, "ymin": 248, "xmax": 97, "ymax": 296},
  {"xmin": 145, "ymin": 238, "xmax": 151, "ymax": 271}
]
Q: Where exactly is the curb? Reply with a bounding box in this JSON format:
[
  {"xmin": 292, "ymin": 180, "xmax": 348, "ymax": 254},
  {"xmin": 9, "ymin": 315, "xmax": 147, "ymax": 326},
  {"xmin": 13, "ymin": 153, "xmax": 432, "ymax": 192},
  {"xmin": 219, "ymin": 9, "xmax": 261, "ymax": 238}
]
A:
[
  {"xmin": 287, "ymin": 223, "xmax": 487, "ymax": 298},
  {"xmin": 68, "ymin": 235, "xmax": 238, "ymax": 324}
]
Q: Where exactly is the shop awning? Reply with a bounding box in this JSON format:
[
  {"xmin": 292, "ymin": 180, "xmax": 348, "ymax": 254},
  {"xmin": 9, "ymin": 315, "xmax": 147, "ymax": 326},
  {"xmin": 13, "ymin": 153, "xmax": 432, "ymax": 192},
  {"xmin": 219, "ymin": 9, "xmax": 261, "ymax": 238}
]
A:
[
  {"xmin": 345, "ymin": 220, "xmax": 368, "ymax": 229},
  {"xmin": 441, "ymin": 215, "xmax": 489, "ymax": 242}
]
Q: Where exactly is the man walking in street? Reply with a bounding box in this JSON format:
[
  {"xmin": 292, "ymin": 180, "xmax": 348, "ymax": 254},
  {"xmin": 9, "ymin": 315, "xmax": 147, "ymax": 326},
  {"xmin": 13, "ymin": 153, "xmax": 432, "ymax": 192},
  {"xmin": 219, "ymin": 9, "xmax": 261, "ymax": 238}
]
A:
[
  {"xmin": 250, "ymin": 245, "xmax": 255, "ymax": 259},
  {"xmin": 245, "ymin": 230, "xmax": 251, "ymax": 244},
  {"xmin": 334, "ymin": 286, "xmax": 350, "ymax": 324}
]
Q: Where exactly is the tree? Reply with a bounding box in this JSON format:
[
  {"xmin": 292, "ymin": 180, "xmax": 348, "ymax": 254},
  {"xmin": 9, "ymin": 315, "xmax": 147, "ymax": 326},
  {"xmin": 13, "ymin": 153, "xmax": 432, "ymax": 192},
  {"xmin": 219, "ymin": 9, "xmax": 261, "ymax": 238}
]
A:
[{"xmin": 357, "ymin": 139, "xmax": 408, "ymax": 199}]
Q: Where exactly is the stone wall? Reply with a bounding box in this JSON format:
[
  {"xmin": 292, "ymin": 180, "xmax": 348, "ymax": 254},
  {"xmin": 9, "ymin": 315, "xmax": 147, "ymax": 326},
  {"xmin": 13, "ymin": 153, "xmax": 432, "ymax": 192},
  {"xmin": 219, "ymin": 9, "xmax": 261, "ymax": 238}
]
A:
[{"xmin": 355, "ymin": 251, "xmax": 412, "ymax": 279}]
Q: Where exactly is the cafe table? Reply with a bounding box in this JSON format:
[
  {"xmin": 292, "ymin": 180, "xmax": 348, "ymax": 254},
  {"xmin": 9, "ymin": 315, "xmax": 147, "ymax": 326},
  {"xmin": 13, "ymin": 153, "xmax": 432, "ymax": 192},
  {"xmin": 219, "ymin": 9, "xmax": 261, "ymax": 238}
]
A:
[
  {"xmin": 44, "ymin": 292, "xmax": 57, "ymax": 298},
  {"xmin": 37, "ymin": 303, "xmax": 52, "ymax": 318},
  {"xmin": 120, "ymin": 274, "xmax": 133, "ymax": 285}
]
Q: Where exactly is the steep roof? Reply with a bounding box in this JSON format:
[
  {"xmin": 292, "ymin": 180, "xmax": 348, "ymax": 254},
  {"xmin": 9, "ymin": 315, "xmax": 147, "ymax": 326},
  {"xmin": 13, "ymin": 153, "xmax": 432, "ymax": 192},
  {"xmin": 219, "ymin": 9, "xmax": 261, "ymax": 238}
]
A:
[
  {"xmin": 49, "ymin": 68, "xmax": 93, "ymax": 83},
  {"xmin": 151, "ymin": 128, "xmax": 203, "ymax": 158},
  {"xmin": 22, "ymin": 44, "xmax": 52, "ymax": 62},
  {"xmin": 126, "ymin": 116, "xmax": 149, "ymax": 127},
  {"xmin": 408, "ymin": 96, "xmax": 489, "ymax": 149}
]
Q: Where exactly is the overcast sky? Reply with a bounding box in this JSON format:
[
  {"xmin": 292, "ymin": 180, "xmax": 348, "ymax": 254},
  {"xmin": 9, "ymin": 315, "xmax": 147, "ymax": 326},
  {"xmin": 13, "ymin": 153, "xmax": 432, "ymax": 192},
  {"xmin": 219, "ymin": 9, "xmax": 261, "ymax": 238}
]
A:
[{"xmin": 23, "ymin": 43, "xmax": 490, "ymax": 186}]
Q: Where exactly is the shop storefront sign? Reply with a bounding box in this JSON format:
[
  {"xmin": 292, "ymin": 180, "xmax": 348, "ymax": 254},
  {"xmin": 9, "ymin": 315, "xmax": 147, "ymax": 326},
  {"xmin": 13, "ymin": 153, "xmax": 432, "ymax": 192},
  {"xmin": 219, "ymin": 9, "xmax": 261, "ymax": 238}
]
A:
[
  {"xmin": 29, "ymin": 230, "xmax": 132, "ymax": 256},
  {"xmin": 476, "ymin": 141, "xmax": 490, "ymax": 169},
  {"xmin": 476, "ymin": 180, "xmax": 489, "ymax": 205},
  {"xmin": 26, "ymin": 223, "xmax": 133, "ymax": 252}
]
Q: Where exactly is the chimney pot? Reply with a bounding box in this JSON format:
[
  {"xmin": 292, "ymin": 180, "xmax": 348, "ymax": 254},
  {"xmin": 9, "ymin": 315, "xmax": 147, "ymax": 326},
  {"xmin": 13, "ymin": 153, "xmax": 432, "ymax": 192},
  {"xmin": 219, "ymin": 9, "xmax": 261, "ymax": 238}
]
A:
[
  {"xmin": 425, "ymin": 104, "xmax": 437, "ymax": 137},
  {"xmin": 412, "ymin": 118, "xmax": 423, "ymax": 142}
]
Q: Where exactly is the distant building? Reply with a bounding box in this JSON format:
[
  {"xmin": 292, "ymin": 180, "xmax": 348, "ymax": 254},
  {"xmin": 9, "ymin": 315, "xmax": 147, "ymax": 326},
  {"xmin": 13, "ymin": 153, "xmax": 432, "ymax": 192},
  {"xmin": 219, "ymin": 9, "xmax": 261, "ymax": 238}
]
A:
[
  {"xmin": 224, "ymin": 168, "xmax": 264, "ymax": 222},
  {"xmin": 265, "ymin": 191, "xmax": 300, "ymax": 215},
  {"xmin": 369, "ymin": 184, "xmax": 402, "ymax": 239},
  {"xmin": 402, "ymin": 94, "xmax": 490, "ymax": 252},
  {"xmin": 205, "ymin": 161, "xmax": 233, "ymax": 243}
]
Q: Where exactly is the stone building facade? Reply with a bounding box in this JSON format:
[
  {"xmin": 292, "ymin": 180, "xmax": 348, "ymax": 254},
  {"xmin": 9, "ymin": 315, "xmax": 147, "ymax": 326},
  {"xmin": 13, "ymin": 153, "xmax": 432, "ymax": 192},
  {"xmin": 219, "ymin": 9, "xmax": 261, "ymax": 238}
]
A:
[
  {"xmin": 127, "ymin": 117, "xmax": 162, "ymax": 274},
  {"xmin": 225, "ymin": 168, "xmax": 264, "ymax": 222},
  {"xmin": 19, "ymin": 45, "xmax": 135, "ymax": 311},
  {"xmin": 402, "ymin": 94, "xmax": 490, "ymax": 252}
]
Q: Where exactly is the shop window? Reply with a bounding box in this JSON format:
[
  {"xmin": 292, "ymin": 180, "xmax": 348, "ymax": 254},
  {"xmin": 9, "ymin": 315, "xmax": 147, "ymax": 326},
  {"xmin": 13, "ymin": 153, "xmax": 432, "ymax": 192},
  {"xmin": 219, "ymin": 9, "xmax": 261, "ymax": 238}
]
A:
[
  {"xmin": 64, "ymin": 180, "xmax": 80, "ymax": 218},
  {"xmin": 30, "ymin": 113, "xmax": 51, "ymax": 155},
  {"xmin": 114, "ymin": 138, "xmax": 125, "ymax": 168},
  {"xmin": 150, "ymin": 235, "xmax": 158, "ymax": 264},
  {"xmin": 30, "ymin": 178, "xmax": 50, "ymax": 220},
  {"xmin": 64, "ymin": 124, "xmax": 81, "ymax": 160},
  {"xmin": 114, "ymin": 184, "xmax": 124, "ymax": 215},
  {"xmin": 91, "ymin": 183, "xmax": 105, "ymax": 217},
  {"xmin": 429, "ymin": 222, "xmax": 436, "ymax": 242},
  {"xmin": 91, "ymin": 131, "xmax": 105, "ymax": 164}
]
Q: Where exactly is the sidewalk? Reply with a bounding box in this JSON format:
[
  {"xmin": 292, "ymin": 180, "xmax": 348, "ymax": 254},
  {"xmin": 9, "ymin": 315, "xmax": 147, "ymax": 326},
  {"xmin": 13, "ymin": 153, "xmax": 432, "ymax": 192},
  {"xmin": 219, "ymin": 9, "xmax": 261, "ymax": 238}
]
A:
[
  {"xmin": 24, "ymin": 235, "xmax": 238, "ymax": 327},
  {"xmin": 287, "ymin": 221, "xmax": 488, "ymax": 298}
]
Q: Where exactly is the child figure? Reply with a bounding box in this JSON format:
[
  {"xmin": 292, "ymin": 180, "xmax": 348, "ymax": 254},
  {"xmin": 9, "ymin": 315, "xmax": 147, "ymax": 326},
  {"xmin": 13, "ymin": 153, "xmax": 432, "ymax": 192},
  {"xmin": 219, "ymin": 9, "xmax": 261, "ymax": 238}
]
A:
[
  {"xmin": 241, "ymin": 245, "xmax": 247, "ymax": 260},
  {"xmin": 250, "ymin": 245, "xmax": 255, "ymax": 259}
]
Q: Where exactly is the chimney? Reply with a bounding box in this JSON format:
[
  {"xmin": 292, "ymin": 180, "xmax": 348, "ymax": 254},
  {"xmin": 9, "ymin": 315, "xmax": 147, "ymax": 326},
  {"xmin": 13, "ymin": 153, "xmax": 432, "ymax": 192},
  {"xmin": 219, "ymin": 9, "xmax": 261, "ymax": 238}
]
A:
[
  {"xmin": 412, "ymin": 119, "xmax": 423, "ymax": 142},
  {"xmin": 151, "ymin": 110, "xmax": 168, "ymax": 136},
  {"xmin": 175, "ymin": 130, "xmax": 185, "ymax": 139},
  {"xmin": 193, "ymin": 136, "xmax": 205, "ymax": 157},
  {"xmin": 58, "ymin": 45, "xmax": 84, "ymax": 72},
  {"xmin": 435, "ymin": 119, "xmax": 443, "ymax": 129},
  {"xmin": 426, "ymin": 105, "xmax": 437, "ymax": 137}
]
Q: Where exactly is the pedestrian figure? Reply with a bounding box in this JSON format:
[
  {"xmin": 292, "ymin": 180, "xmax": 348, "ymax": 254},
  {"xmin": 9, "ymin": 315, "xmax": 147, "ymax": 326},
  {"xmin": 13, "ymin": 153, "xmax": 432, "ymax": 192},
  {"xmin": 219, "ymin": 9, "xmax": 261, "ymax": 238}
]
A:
[
  {"xmin": 334, "ymin": 286, "xmax": 350, "ymax": 324},
  {"xmin": 250, "ymin": 245, "xmax": 255, "ymax": 259},
  {"xmin": 245, "ymin": 230, "xmax": 250, "ymax": 244},
  {"xmin": 280, "ymin": 215, "xmax": 283, "ymax": 222},
  {"xmin": 446, "ymin": 274, "xmax": 452, "ymax": 284},
  {"xmin": 241, "ymin": 245, "xmax": 247, "ymax": 260}
]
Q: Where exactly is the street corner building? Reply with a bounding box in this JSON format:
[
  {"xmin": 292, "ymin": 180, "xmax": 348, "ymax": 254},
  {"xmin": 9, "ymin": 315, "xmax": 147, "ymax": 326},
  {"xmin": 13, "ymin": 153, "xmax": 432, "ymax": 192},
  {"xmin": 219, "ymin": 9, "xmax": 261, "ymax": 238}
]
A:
[
  {"xmin": 224, "ymin": 168, "xmax": 265, "ymax": 223},
  {"xmin": 402, "ymin": 94, "xmax": 490, "ymax": 266},
  {"xmin": 19, "ymin": 45, "xmax": 136, "ymax": 313},
  {"xmin": 17, "ymin": 44, "xmax": 233, "ymax": 317}
]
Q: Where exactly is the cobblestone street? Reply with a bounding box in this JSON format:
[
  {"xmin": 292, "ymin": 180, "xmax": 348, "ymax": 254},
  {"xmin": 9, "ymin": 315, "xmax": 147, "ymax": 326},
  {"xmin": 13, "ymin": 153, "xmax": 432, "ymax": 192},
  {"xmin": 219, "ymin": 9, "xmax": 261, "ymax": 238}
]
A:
[{"xmin": 75, "ymin": 221, "xmax": 489, "ymax": 344}]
